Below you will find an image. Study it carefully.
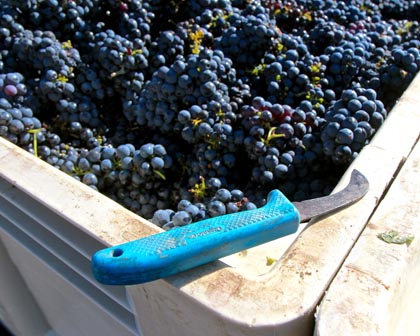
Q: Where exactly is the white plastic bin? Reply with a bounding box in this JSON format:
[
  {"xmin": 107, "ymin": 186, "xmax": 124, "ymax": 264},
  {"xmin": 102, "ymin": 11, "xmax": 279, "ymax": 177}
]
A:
[
  {"xmin": 1, "ymin": 73, "xmax": 419, "ymax": 336},
  {"xmin": 314, "ymin": 81, "xmax": 420, "ymax": 335}
]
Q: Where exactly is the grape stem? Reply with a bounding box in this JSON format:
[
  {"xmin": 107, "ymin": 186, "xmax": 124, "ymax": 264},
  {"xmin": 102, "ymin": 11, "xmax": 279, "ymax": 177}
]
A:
[
  {"xmin": 188, "ymin": 176, "xmax": 207, "ymax": 201},
  {"xmin": 262, "ymin": 127, "xmax": 284, "ymax": 145},
  {"xmin": 28, "ymin": 128, "xmax": 44, "ymax": 158},
  {"xmin": 109, "ymin": 66, "xmax": 127, "ymax": 78},
  {"xmin": 153, "ymin": 170, "xmax": 166, "ymax": 180}
]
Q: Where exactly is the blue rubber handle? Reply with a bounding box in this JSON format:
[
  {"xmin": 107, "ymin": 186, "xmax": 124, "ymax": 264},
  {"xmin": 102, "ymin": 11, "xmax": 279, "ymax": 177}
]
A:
[{"xmin": 91, "ymin": 189, "xmax": 300, "ymax": 285}]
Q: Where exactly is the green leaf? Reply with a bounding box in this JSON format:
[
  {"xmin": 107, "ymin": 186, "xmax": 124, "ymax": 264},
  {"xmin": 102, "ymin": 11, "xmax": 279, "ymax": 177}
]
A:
[{"xmin": 377, "ymin": 230, "xmax": 414, "ymax": 245}]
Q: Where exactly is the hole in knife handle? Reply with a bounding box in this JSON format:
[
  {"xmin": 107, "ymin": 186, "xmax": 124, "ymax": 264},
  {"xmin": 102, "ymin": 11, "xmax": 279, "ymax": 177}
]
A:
[{"xmin": 112, "ymin": 248, "xmax": 124, "ymax": 257}]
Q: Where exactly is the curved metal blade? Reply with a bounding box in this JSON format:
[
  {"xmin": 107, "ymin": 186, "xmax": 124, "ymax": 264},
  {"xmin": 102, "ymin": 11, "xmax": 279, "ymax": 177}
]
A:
[{"xmin": 294, "ymin": 169, "xmax": 369, "ymax": 222}]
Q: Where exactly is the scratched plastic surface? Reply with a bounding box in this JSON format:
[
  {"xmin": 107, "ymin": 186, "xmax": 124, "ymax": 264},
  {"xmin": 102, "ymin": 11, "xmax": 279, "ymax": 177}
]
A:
[{"xmin": 91, "ymin": 189, "xmax": 300, "ymax": 285}]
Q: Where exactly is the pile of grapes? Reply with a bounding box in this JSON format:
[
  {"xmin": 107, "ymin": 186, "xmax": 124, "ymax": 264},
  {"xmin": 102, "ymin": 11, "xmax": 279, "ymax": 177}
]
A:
[{"xmin": 1, "ymin": 0, "xmax": 419, "ymax": 229}]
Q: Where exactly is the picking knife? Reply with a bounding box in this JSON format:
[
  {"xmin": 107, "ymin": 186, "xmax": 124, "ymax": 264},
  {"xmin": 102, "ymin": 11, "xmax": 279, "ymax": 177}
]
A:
[{"xmin": 91, "ymin": 169, "xmax": 368, "ymax": 285}]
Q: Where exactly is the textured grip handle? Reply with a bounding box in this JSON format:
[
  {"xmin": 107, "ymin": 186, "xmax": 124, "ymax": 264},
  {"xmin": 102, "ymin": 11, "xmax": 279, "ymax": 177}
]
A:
[{"xmin": 91, "ymin": 189, "xmax": 300, "ymax": 285}]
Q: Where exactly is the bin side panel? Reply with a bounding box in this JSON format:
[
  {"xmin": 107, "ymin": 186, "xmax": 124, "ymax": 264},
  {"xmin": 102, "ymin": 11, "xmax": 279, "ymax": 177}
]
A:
[{"xmin": 0, "ymin": 233, "xmax": 51, "ymax": 336}]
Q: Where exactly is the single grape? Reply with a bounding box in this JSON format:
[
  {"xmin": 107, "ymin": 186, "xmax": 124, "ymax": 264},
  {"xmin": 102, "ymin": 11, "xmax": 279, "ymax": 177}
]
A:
[{"xmin": 172, "ymin": 211, "xmax": 192, "ymax": 226}]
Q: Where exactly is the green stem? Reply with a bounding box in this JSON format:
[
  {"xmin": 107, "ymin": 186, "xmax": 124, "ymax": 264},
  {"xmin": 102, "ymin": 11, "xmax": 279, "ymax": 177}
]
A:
[
  {"xmin": 28, "ymin": 129, "xmax": 44, "ymax": 158},
  {"xmin": 262, "ymin": 127, "xmax": 285, "ymax": 145},
  {"xmin": 153, "ymin": 170, "xmax": 166, "ymax": 180}
]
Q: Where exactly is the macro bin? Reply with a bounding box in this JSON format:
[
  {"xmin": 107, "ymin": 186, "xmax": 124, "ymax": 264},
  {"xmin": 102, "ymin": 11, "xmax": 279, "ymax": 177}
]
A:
[{"xmin": 0, "ymin": 72, "xmax": 420, "ymax": 336}]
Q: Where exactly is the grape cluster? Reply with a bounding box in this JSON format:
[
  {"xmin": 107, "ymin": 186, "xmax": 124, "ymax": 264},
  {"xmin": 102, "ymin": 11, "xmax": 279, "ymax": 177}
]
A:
[
  {"xmin": 90, "ymin": 30, "xmax": 149, "ymax": 81},
  {"xmin": 148, "ymin": 29, "xmax": 185, "ymax": 71},
  {"xmin": 377, "ymin": 47, "xmax": 420, "ymax": 105},
  {"xmin": 321, "ymin": 86, "xmax": 387, "ymax": 164},
  {"xmin": 126, "ymin": 48, "xmax": 240, "ymax": 132},
  {"xmin": 0, "ymin": 97, "xmax": 41, "ymax": 148},
  {"xmin": 0, "ymin": 72, "xmax": 31, "ymax": 103},
  {"xmin": 214, "ymin": 6, "xmax": 281, "ymax": 72},
  {"xmin": 1, "ymin": 0, "xmax": 419, "ymax": 229},
  {"xmin": 151, "ymin": 187, "xmax": 257, "ymax": 230}
]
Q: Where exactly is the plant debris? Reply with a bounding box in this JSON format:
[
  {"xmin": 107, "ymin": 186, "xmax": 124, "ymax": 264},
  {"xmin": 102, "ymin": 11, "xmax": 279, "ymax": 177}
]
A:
[{"xmin": 377, "ymin": 230, "xmax": 414, "ymax": 245}]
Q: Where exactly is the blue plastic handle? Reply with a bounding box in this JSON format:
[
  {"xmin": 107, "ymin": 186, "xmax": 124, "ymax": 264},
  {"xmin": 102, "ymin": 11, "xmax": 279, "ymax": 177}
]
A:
[{"xmin": 91, "ymin": 189, "xmax": 300, "ymax": 285}]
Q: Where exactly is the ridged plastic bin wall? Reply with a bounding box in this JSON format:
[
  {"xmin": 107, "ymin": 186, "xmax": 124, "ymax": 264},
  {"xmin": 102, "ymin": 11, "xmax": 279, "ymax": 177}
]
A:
[{"xmin": 1, "ymin": 73, "xmax": 419, "ymax": 336}]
